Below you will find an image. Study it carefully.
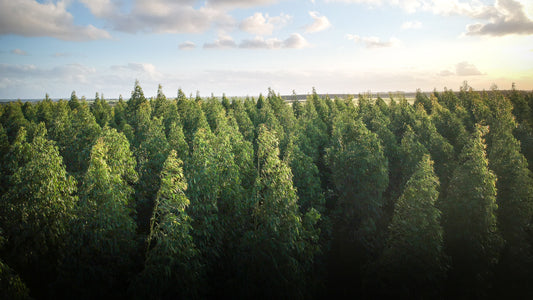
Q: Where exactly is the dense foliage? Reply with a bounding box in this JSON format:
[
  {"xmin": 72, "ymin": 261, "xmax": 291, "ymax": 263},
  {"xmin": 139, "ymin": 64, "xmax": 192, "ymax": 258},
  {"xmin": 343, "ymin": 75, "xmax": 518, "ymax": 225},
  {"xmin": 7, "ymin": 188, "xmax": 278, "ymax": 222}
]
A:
[{"xmin": 1, "ymin": 82, "xmax": 533, "ymax": 299}]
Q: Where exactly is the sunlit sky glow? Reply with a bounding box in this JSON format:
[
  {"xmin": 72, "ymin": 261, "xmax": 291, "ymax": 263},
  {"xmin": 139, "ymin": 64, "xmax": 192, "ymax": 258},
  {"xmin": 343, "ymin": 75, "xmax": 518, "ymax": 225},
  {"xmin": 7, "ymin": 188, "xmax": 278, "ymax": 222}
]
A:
[{"xmin": 1, "ymin": 0, "xmax": 532, "ymax": 99}]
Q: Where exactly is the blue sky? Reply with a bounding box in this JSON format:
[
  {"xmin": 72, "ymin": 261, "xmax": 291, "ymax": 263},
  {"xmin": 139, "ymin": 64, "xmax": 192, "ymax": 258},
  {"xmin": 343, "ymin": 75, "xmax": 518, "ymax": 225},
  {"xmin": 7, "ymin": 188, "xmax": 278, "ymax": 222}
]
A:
[{"xmin": 1, "ymin": 0, "xmax": 532, "ymax": 99}]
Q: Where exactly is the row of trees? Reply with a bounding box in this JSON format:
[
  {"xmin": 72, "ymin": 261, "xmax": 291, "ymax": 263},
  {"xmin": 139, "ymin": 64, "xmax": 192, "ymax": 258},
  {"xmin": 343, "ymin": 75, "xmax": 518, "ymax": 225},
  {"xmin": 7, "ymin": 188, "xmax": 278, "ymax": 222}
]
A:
[{"xmin": 1, "ymin": 82, "xmax": 532, "ymax": 299}]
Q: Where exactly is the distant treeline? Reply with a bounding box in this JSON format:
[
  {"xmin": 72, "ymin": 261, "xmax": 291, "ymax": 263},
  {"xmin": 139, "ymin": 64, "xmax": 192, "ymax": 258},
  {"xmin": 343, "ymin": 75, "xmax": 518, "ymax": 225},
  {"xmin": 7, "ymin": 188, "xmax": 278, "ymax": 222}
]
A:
[{"xmin": 1, "ymin": 82, "xmax": 532, "ymax": 299}]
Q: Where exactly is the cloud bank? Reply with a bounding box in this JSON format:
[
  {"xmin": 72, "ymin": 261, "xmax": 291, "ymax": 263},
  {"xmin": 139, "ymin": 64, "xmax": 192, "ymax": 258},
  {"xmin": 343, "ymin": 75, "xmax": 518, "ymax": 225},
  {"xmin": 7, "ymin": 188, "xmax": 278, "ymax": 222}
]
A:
[
  {"xmin": 346, "ymin": 34, "xmax": 401, "ymax": 48},
  {"xmin": 0, "ymin": 0, "xmax": 111, "ymax": 41},
  {"xmin": 204, "ymin": 33, "xmax": 310, "ymax": 49},
  {"xmin": 329, "ymin": 0, "xmax": 533, "ymax": 36},
  {"xmin": 438, "ymin": 61, "xmax": 484, "ymax": 76},
  {"xmin": 240, "ymin": 12, "xmax": 291, "ymax": 36}
]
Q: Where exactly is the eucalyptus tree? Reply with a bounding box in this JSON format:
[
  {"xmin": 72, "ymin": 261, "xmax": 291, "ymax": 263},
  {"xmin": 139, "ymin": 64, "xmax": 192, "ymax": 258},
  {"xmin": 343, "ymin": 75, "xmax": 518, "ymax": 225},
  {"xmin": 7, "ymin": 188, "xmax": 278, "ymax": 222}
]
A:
[
  {"xmin": 441, "ymin": 125, "xmax": 503, "ymax": 296},
  {"xmin": 133, "ymin": 150, "xmax": 204, "ymax": 299},
  {"xmin": 58, "ymin": 127, "xmax": 138, "ymax": 298},
  {"xmin": 380, "ymin": 155, "xmax": 448, "ymax": 298},
  {"xmin": 238, "ymin": 125, "xmax": 319, "ymax": 298},
  {"xmin": 485, "ymin": 92, "xmax": 533, "ymax": 296},
  {"xmin": 0, "ymin": 124, "xmax": 77, "ymax": 297}
]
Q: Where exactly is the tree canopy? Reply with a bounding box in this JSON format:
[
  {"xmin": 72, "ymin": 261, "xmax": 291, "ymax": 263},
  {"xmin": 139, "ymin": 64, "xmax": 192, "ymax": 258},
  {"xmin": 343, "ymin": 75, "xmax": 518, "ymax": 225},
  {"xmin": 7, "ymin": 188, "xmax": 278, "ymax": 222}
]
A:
[{"xmin": 1, "ymin": 84, "xmax": 532, "ymax": 298}]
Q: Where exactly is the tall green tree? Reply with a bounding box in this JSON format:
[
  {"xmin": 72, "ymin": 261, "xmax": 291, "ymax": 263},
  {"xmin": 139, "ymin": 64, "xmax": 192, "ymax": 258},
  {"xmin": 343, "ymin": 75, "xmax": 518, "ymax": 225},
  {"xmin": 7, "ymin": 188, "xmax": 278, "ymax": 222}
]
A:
[
  {"xmin": 151, "ymin": 84, "xmax": 170, "ymax": 120},
  {"xmin": 177, "ymin": 98, "xmax": 210, "ymax": 145},
  {"xmin": 0, "ymin": 124, "xmax": 10, "ymax": 195},
  {"xmin": 112, "ymin": 95, "xmax": 128, "ymax": 130},
  {"xmin": 441, "ymin": 125, "xmax": 503, "ymax": 296},
  {"xmin": 58, "ymin": 129, "xmax": 138, "ymax": 299},
  {"xmin": 326, "ymin": 114, "xmax": 388, "ymax": 297},
  {"xmin": 0, "ymin": 124, "xmax": 77, "ymax": 297},
  {"xmin": 127, "ymin": 81, "xmax": 148, "ymax": 130},
  {"xmin": 91, "ymin": 93, "xmax": 112, "ymax": 128},
  {"xmin": 0, "ymin": 229, "xmax": 30, "ymax": 300},
  {"xmin": 134, "ymin": 116, "xmax": 170, "ymax": 233},
  {"xmin": 166, "ymin": 121, "xmax": 189, "ymax": 161},
  {"xmin": 397, "ymin": 126, "xmax": 429, "ymax": 196},
  {"xmin": 288, "ymin": 144, "xmax": 325, "ymax": 214},
  {"xmin": 327, "ymin": 114, "xmax": 389, "ymax": 251},
  {"xmin": 68, "ymin": 91, "xmax": 80, "ymax": 111},
  {"xmin": 231, "ymin": 99, "xmax": 255, "ymax": 142},
  {"xmin": 379, "ymin": 155, "xmax": 448, "ymax": 297},
  {"xmin": 0, "ymin": 101, "xmax": 29, "ymax": 143},
  {"xmin": 133, "ymin": 150, "xmax": 203, "ymax": 299},
  {"xmin": 238, "ymin": 125, "xmax": 318, "ymax": 298},
  {"xmin": 60, "ymin": 101, "xmax": 101, "ymax": 177},
  {"xmin": 485, "ymin": 93, "xmax": 533, "ymax": 296},
  {"xmin": 412, "ymin": 105, "xmax": 455, "ymax": 194},
  {"xmin": 185, "ymin": 122, "xmax": 245, "ymax": 295}
]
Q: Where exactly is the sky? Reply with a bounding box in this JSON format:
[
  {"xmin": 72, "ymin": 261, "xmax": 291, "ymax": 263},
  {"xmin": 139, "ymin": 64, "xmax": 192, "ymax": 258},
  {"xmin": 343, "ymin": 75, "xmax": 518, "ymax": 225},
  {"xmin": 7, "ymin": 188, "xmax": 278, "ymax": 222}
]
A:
[{"xmin": 0, "ymin": 0, "xmax": 532, "ymax": 99}]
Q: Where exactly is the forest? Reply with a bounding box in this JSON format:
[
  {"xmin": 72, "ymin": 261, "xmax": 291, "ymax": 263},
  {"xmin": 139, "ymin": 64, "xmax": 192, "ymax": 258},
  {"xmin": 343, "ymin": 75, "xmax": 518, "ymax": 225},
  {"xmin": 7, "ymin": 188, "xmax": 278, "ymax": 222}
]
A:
[{"xmin": 1, "ymin": 82, "xmax": 533, "ymax": 299}]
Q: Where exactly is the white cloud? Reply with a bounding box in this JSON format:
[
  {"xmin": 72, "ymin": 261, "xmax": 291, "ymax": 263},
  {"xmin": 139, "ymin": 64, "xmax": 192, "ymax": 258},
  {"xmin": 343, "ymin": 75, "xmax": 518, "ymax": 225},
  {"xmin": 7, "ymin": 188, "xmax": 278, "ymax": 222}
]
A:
[
  {"xmin": 363, "ymin": 36, "xmax": 401, "ymax": 48},
  {"xmin": 455, "ymin": 61, "xmax": 484, "ymax": 76},
  {"xmin": 117, "ymin": 2, "xmax": 230, "ymax": 34},
  {"xmin": 0, "ymin": 0, "xmax": 111, "ymax": 41},
  {"xmin": 437, "ymin": 70, "xmax": 455, "ymax": 77},
  {"xmin": 326, "ymin": 0, "xmax": 421, "ymax": 12},
  {"xmin": 438, "ymin": 61, "xmax": 485, "ymax": 76},
  {"xmin": 305, "ymin": 11, "xmax": 332, "ymax": 33},
  {"xmin": 179, "ymin": 41, "xmax": 197, "ymax": 50},
  {"xmin": 111, "ymin": 63, "xmax": 162, "ymax": 79},
  {"xmin": 239, "ymin": 36, "xmax": 283, "ymax": 49},
  {"xmin": 11, "ymin": 49, "xmax": 29, "ymax": 56},
  {"xmin": 465, "ymin": 0, "xmax": 533, "ymax": 36},
  {"xmin": 346, "ymin": 34, "xmax": 361, "ymax": 42},
  {"xmin": 329, "ymin": 0, "xmax": 533, "ymax": 36},
  {"xmin": 0, "ymin": 63, "xmax": 97, "ymax": 84},
  {"xmin": 283, "ymin": 33, "xmax": 311, "ymax": 48},
  {"xmin": 0, "ymin": 62, "xmax": 172, "ymax": 99},
  {"xmin": 204, "ymin": 33, "xmax": 310, "ymax": 49},
  {"xmin": 204, "ymin": 35, "xmax": 238, "ymax": 49},
  {"xmin": 240, "ymin": 12, "xmax": 291, "ymax": 35},
  {"xmin": 77, "ymin": 0, "xmax": 234, "ymax": 34},
  {"xmin": 78, "ymin": 0, "xmax": 117, "ymax": 18},
  {"xmin": 346, "ymin": 34, "xmax": 401, "ymax": 48},
  {"xmin": 240, "ymin": 13, "xmax": 274, "ymax": 35},
  {"xmin": 402, "ymin": 20, "xmax": 422, "ymax": 29},
  {"xmin": 206, "ymin": 0, "xmax": 280, "ymax": 9},
  {"xmin": 77, "ymin": 0, "xmax": 287, "ymax": 35}
]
